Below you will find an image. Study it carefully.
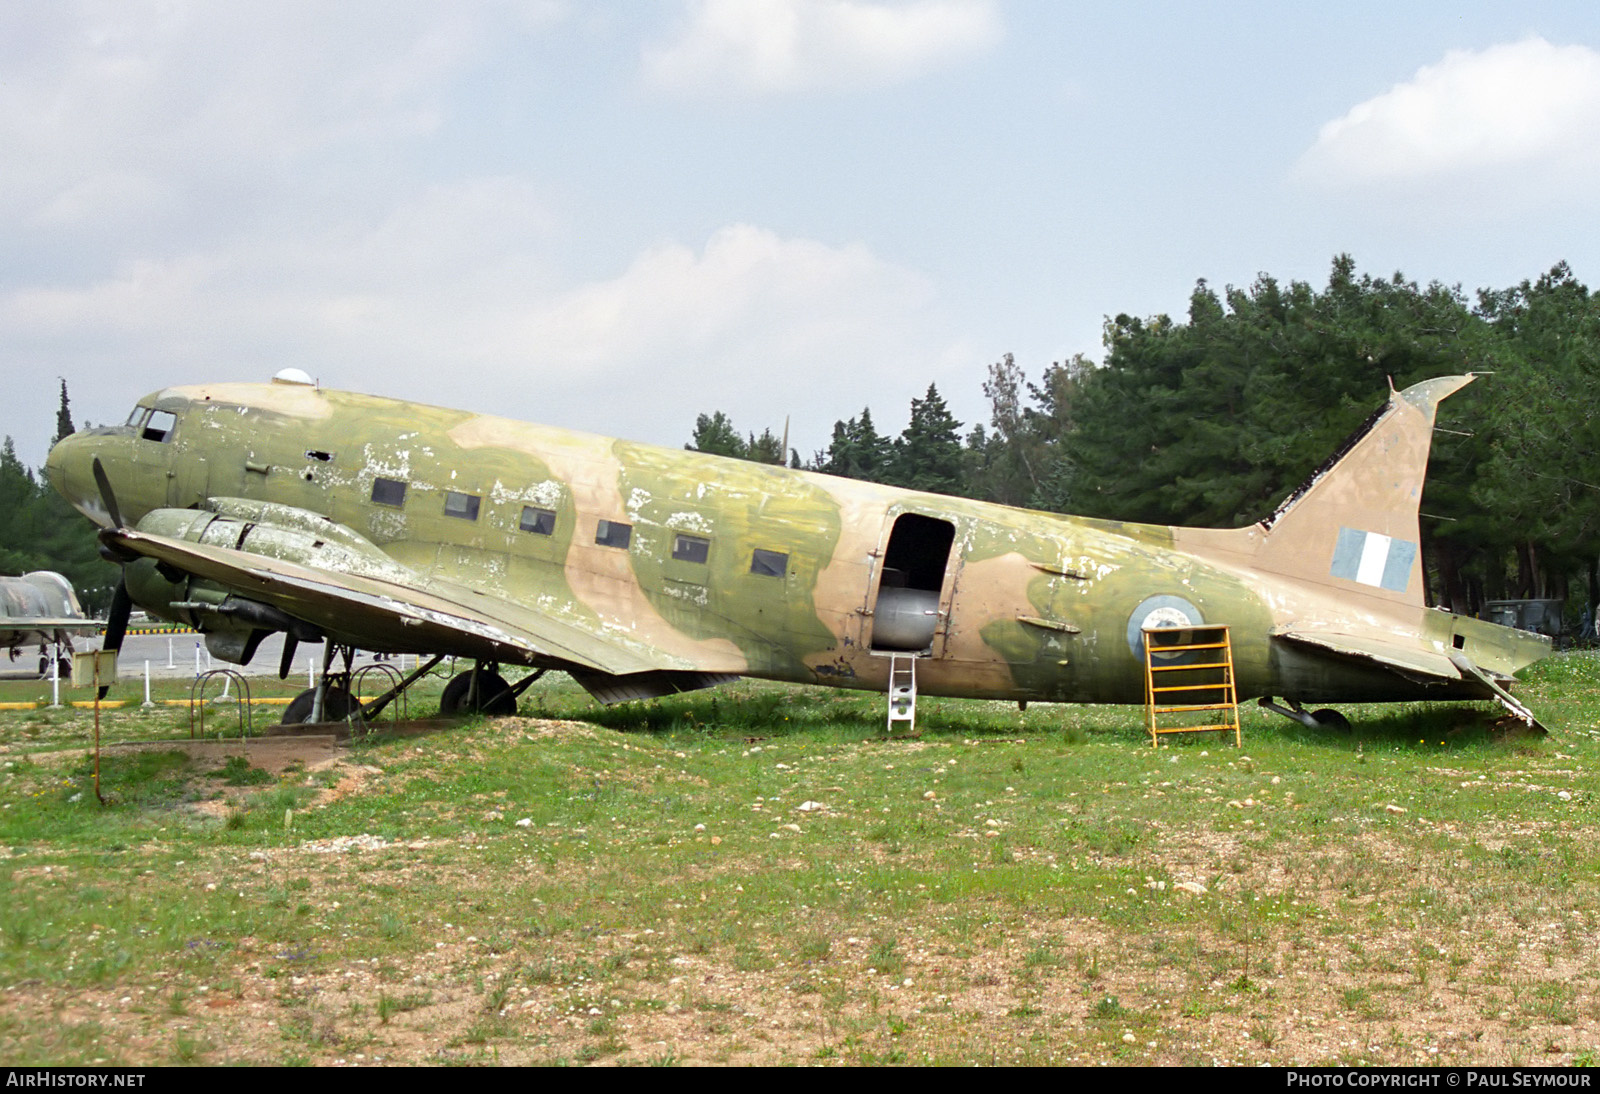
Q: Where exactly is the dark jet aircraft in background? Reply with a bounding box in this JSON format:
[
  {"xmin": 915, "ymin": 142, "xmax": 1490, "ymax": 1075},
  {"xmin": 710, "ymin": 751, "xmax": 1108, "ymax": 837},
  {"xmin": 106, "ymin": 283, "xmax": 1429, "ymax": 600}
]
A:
[{"xmin": 0, "ymin": 571, "xmax": 98, "ymax": 678}]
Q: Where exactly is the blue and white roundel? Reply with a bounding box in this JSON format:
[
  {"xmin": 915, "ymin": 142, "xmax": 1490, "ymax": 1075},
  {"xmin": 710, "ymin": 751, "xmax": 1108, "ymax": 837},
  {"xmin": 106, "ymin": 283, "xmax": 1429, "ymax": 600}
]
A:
[{"xmin": 1125, "ymin": 595, "xmax": 1204, "ymax": 660}]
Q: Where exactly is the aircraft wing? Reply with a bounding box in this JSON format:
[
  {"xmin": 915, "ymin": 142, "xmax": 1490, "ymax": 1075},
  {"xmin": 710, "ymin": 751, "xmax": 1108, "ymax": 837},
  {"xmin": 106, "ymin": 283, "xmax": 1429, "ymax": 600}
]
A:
[
  {"xmin": 1275, "ymin": 627, "xmax": 1544, "ymax": 730},
  {"xmin": 0, "ymin": 618, "xmax": 101, "ymax": 631},
  {"xmin": 102, "ymin": 525, "xmax": 669, "ymax": 677}
]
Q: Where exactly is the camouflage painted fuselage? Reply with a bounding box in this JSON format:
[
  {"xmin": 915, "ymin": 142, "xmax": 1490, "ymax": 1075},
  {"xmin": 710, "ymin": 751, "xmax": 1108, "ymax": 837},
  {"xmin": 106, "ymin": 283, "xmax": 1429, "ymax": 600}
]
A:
[{"xmin": 45, "ymin": 379, "xmax": 1548, "ymax": 709}]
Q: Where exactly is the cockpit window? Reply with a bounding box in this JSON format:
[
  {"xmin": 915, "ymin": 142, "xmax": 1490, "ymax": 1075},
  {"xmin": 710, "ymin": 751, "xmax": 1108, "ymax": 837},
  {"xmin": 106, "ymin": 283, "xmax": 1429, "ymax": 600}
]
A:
[
  {"xmin": 125, "ymin": 407, "xmax": 150, "ymax": 429},
  {"xmin": 141, "ymin": 410, "xmax": 177, "ymax": 443}
]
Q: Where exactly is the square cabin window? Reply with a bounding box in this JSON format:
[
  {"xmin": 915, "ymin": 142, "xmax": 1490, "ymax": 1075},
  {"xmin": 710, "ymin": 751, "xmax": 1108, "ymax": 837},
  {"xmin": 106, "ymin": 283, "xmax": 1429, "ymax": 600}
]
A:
[
  {"xmin": 371, "ymin": 477, "xmax": 407, "ymax": 507},
  {"xmin": 520, "ymin": 506, "xmax": 556, "ymax": 535},
  {"xmin": 443, "ymin": 490, "xmax": 481, "ymax": 521},
  {"xmin": 750, "ymin": 548, "xmax": 788, "ymax": 577},
  {"xmin": 595, "ymin": 519, "xmax": 632, "ymax": 549},
  {"xmin": 672, "ymin": 533, "xmax": 710, "ymax": 564}
]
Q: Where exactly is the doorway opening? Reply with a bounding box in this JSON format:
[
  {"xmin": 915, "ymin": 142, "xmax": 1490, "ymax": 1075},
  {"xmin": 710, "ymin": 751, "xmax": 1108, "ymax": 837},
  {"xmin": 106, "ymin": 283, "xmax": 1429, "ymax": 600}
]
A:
[{"xmin": 870, "ymin": 513, "xmax": 955, "ymax": 653}]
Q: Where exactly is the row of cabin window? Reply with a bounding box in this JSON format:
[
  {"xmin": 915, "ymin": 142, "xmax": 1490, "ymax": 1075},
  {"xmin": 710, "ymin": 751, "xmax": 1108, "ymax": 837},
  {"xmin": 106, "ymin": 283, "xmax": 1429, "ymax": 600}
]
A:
[{"xmin": 371, "ymin": 476, "xmax": 788, "ymax": 577}]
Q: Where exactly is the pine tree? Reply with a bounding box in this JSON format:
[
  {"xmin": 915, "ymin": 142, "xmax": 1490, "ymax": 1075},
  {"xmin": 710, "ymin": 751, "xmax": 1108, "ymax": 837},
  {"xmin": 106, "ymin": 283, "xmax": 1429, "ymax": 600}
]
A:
[
  {"xmin": 685, "ymin": 412, "xmax": 747, "ymax": 459},
  {"xmin": 53, "ymin": 379, "xmax": 75, "ymax": 446},
  {"xmin": 817, "ymin": 408, "xmax": 891, "ymax": 481},
  {"xmin": 746, "ymin": 428, "xmax": 786, "ymax": 466},
  {"xmin": 888, "ymin": 384, "xmax": 964, "ymax": 495},
  {"xmin": 1471, "ymin": 263, "xmax": 1600, "ymax": 602},
  {"xmin": 0, "ymin": 437, "xmax": 39, "ymax": 574}
]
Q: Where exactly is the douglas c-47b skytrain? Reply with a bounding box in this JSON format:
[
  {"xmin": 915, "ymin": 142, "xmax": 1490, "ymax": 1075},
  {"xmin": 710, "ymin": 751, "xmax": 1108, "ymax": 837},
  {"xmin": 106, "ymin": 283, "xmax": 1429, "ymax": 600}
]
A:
[{"xmin": 43, "ymin": 370, "xmax": 1549, "ymax": 730}]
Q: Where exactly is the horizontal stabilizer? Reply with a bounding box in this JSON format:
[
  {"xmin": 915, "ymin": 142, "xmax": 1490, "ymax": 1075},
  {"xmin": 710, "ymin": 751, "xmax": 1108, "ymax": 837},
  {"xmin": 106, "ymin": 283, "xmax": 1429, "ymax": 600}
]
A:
[
  {"xmin": 569, "ymin": 670, "xmax": 741, "ymax": 705},
  {"xmin": 1275, "ymin": 628, "xmax": 1461, "ymax": 681},
  {"xmin": 1276, "ymin": 628, "xmax": 1546, "ymax": 731}
]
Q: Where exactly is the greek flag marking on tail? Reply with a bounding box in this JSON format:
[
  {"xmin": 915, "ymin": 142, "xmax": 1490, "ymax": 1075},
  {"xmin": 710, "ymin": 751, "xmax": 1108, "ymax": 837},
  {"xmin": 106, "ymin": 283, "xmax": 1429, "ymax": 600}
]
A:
[{"xmin": 1330, "ymin": 527, "xmax": 1416, "ymax": 593}]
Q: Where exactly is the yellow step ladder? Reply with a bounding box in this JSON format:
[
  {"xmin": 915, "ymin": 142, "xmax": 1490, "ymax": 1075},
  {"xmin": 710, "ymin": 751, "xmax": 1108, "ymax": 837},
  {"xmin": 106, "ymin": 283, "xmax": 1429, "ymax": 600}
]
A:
[{"xmin": 1143, "ymin": 624, "xmax": 1240, "ymax": 748}]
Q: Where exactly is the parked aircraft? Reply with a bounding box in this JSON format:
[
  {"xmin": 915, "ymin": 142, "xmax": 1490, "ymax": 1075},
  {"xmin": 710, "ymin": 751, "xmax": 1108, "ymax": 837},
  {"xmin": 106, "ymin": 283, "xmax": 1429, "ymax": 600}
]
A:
[
  {"xmin": 42, "ymin": 371, "xmax": 1549, "ymax": 728},
  {"xmin": 0, "ymin": 571, "xmax": 98, "ymax": 678}
]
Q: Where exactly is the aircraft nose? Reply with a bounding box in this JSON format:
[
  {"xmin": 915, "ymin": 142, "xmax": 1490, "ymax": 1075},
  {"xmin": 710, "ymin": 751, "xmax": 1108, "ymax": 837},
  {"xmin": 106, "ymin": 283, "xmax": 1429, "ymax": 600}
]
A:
[
  {"xmin": 43, "ymin": 433, "xmax": 71, "ymax": 492},
  {"xmin": 44, "ymin": 432, "xmax": 99, "ymax": 522}
]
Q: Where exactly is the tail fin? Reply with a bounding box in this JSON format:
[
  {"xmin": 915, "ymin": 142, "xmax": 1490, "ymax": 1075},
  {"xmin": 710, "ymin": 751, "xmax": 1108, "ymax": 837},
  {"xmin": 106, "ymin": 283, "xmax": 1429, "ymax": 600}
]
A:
[{"xmin": 1248, "ymin": 374, "xmax": 1474, "ymax": 607}]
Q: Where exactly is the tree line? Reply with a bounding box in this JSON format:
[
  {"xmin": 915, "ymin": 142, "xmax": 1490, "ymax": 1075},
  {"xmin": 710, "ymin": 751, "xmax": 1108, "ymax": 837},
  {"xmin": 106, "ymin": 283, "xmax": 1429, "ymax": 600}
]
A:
[
  {"xmin": 0, "ymin": 382, "xmax": 115, "ymax": 614},
  {"xmin": 687, "ymin": 256, "xmax": 1600, "ymax": 623}
]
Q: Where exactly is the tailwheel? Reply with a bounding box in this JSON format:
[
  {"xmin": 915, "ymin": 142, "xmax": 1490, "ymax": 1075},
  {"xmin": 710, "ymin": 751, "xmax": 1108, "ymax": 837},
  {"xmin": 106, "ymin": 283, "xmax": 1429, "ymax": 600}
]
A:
[
  {"xmin": 440, "ymin": 667, "xmax": 517, "ymax": 716},
  {"xmin": 1258, "ymin": 697, "xmax": 1352, "ymax": 732},
  {"xmin": 282, "ymin": 686, "xmax": 359, "ymax": 725},
  {"xmin": 1309, "ymin": 708, "xmax": 1351, "ymax": 732}
]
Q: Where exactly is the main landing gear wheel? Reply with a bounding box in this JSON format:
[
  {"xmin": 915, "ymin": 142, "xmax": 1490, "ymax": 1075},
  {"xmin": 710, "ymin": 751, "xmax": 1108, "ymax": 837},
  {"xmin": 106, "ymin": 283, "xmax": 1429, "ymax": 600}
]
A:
[
  {"xmin": 440, "ymin": 669, "xmax": 517, "ymax": 716},
  {"xmin": 282, "ymin": 686, "xmax": 359, "ymax": 725},
  {"xmin": 1309, "ymin": 708, "xmax": 1351, "ymax": 732}
]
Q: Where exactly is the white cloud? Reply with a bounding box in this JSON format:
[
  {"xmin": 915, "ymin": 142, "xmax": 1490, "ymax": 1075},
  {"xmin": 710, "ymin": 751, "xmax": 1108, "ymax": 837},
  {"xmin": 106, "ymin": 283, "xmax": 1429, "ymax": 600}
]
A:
[
  {"xmin": 642, "ymin": 0, "xmax": 1001, "ymax": 95},
  {"xmin": 0, "ymin": 2, "xmax": 560, "ymax": 241},
  {"xmin": 0, "ymin": 218, "xmax": 961, "ymax": 461},
  {"xmin": 1299, "ymin": 38, "xmax": 1600, "ymax": 187},
  {"xmin": 517, "ymin": 225, "xmax": 926, "ymax": 363},
  {"xmin": 0, "ymin": 4, "xmax": 972, "ymax": 465},
  {"xmin": 504, "ymin": 225, "xmax": 959, "ymax": 449}
]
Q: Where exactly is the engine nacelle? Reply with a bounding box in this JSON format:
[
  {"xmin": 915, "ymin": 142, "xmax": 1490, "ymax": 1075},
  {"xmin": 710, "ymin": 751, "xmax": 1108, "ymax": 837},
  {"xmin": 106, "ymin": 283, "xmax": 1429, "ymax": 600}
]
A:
[
  {"xmin": 135, "ymin": 499, "xmax": 413, "ymax": 583},
  {"xmin": 122, "ymin": 498, "xmax": 410, "ymax": 666}
]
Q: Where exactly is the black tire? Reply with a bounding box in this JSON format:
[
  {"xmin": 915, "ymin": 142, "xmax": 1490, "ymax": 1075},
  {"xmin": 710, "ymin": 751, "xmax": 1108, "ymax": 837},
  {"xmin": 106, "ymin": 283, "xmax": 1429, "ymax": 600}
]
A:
[
  {"xmin": 439, "ymin": 670, "xmax": 517, "ymax": 716},
  {"xmin": 282, "ymin": 686, "xmax": 359, "ymax": 724},
  {"xmin": 1310, "ymin": 708, "xmax": 1351, "ymax": 732}
]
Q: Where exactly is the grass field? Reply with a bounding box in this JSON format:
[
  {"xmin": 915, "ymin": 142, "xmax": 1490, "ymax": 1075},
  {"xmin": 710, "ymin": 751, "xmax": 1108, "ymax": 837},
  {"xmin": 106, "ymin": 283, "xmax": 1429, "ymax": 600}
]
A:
[{"xmin": 2, "ymin": 654, "xmax": 1598, "ymax": 1066}]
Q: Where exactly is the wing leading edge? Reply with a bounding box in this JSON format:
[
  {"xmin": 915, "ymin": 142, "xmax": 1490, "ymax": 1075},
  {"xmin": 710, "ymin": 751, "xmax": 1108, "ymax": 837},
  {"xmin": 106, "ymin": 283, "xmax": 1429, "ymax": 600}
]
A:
[{"xmin": 103, "ymin": 524, "xmax": 720, "ymax": 680}]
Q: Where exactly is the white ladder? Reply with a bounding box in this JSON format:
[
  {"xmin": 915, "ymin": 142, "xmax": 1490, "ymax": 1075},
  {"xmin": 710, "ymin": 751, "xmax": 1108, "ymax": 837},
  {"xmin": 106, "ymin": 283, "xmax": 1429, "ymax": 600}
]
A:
[{"xmin": 887, "ymin": 654, "xmax": 917, "ymax": 733}]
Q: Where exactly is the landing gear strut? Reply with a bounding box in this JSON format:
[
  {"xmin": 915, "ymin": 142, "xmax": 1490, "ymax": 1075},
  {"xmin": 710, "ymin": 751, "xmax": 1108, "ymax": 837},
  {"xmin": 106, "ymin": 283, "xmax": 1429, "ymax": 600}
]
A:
[
  {"xmin": 279, "ymin": 647, "xmax": 546, "ymax": 725},
  {"xmin": 282, "ymin": 641, "xmax": 359, "ymax": 726},
  {"xmin": 37, "ymin": 640, "xmax": 73, "ymax": 682}
]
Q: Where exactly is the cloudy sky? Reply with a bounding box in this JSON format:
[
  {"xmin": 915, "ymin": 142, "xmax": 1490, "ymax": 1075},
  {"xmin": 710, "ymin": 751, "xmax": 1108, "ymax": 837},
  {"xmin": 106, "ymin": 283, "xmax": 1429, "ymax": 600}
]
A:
[{"xmin": 4, "ymin": 1, "xmax": 1598, "ymax": 471}]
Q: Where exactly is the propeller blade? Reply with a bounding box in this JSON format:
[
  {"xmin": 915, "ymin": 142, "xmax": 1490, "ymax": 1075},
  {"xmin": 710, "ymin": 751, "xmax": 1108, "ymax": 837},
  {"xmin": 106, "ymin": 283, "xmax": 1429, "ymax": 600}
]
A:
[
  {"xmin": 279, "ymin": 634, "xmax": 299, "ymax": 680},
  {"xmin": 91, "ymin": 458, "xmax": 125, "ymax": 530},
  {"xmin": 98, "ymin": 579, "xmax": 132, "ymax": 700}
]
